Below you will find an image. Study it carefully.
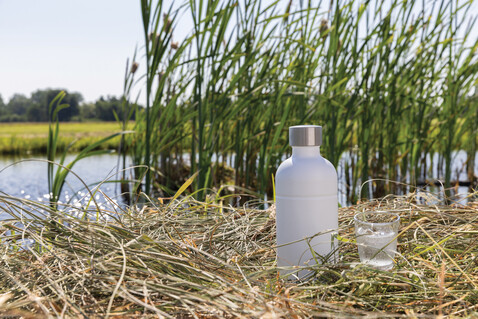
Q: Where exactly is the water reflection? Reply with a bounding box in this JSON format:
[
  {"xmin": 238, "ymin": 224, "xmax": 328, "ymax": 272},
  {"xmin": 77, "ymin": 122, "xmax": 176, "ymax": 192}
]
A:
[
  {"xmin": 0, "ymin": 151, "xmax": 476, "ymax": 211},
  {"xmin": 0, "ymin": 154, "xmax": 130, "ymax": 220}
]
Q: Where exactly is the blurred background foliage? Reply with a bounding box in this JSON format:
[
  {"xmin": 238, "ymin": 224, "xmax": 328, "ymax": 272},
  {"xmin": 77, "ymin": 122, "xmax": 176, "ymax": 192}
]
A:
[{"xmin": 0, "ymin": 90, "xmax": 133, "ymax": 123}]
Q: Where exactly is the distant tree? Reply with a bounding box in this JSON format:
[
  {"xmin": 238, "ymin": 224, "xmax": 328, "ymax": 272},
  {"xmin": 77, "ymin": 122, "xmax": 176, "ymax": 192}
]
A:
[
  {"xmin": 0, "ymin": 94, "xmax": 5, "ymax": 116},
  {"xmin": 79, "ymin": 102, "xmax": 96, "ymax": 120},
  {"xmin": 30, "ymin": 89, "xmax": 83, "ymax": 122},
  {"xmin": 94, "ymin": 96, "xmax": 122, "ymax": 121},
  {"xmin": 7, "ymin": 94, "xmax": 30, "ymax": 116},
  {"xmin": 2, "ymin": 94, "xmax": 30, "ymax": 121},
  {"xmin": 0, "ymin": 90, "xmax": 133, "ymax": 122},
  {"xmin": 26, "ymin": 104, "xmax": 46, "ymax": 122},
  {"xmin": 0, "ymin": 94, "xmax": 9, "ymax": 122}
]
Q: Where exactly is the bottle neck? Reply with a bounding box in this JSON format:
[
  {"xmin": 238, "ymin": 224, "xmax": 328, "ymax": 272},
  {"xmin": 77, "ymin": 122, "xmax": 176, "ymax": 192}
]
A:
[{"xmin": 292, "ymin": 146, "xmax": 321, "ymax": 158}]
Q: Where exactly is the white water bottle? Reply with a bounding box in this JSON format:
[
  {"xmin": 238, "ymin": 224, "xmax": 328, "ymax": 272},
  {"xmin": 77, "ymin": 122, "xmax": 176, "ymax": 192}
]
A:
[{"xmin": 275, "ymin": 125, "xmax": 338, "ymax": 279}]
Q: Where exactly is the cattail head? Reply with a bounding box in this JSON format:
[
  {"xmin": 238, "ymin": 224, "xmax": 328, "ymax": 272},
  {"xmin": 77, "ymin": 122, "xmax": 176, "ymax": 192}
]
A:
[
  {"xmin": 131, "ymin": 62, "xmax": 139, "ymax": 74},
  {"xmin": 158, "ymin": 71, "xmax": 165, "ymax": 83},
  {"xmin": 163, "ymin": 13, "xmax": 172, "ymax": 33},
  {"xmin": 320, "ymin": 19, "xmax": 329, "ymax": 39}
]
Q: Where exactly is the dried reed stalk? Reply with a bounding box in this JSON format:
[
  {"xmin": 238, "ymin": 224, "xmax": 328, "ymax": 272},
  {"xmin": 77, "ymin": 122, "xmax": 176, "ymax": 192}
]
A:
[{"xmin": 0, "ymin": 191, "xmax": 477, "ymax": 317}]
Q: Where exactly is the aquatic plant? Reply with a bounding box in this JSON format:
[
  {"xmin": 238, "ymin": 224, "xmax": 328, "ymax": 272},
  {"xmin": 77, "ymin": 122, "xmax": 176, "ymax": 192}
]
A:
[
  {"xmin": 128, "ymin": 0, "xmax": 478, "ymax": 203},
  {"xmin": 47, "ymin": 92, "xmax": 131, "ymax": 209}
]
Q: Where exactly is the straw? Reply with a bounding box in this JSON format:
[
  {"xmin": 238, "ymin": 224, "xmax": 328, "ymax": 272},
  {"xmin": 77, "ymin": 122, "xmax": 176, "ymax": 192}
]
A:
[{"xmin": 0, "ymin": 191, "xmax": 477, "ymax": 317}]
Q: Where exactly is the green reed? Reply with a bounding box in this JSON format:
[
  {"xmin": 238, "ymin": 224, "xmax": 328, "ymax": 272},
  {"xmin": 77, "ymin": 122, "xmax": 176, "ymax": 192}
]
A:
[
  {"xmin": 46, "ymin": 92, "xmax": 130, "ymax": 210},
  {"xmin": 127, "ymin": 0, "xmax": 478, "ymax": 203}
]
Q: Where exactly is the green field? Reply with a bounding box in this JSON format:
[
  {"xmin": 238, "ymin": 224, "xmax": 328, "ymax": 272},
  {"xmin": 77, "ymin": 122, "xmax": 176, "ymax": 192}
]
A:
[{"xmin": 0, "ymin": 122, "xmax": 124, "ymax": 155}]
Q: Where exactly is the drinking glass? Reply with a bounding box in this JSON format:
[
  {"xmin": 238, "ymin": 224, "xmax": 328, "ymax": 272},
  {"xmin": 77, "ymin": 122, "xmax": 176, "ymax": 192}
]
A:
[{"xmin": 354, "ymin": 211, "xmax": 400, "ymax": 270}]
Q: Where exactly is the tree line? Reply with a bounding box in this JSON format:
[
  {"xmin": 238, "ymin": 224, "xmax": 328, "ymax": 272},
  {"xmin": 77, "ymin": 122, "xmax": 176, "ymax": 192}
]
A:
[{"xmin": 0, "ymin": 89, "xmax": 133, "ymax": 122}]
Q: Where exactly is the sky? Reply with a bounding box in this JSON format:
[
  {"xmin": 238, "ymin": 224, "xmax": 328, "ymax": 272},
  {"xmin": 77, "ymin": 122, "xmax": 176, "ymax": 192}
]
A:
[
  {"xmin": 0, "ymin": 0, "xmax": 145, "ymax": 103},
  {"xmin": 1, "ymin": 0, "xmax": 477, "ymax": 104}
]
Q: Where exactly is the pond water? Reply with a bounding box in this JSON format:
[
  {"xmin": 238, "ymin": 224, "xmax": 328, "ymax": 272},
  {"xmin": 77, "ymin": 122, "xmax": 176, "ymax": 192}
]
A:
[
  {"xmin": 0, "ymin": 150, "xmax": 476, "ymax": 214},
  {"xmin": 0, "ymin": 154, "xmax": 130, "ymax": 219},
  {"xmin": 336, "ymin": 150, "xmax": 478, "ymax": 205}
]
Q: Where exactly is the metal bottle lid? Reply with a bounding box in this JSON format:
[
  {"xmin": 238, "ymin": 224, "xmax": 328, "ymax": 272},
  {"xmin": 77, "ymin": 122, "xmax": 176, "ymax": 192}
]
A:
[{"xmin": 289, "ymin": 125, "xmax": 322, "ymax": 146}]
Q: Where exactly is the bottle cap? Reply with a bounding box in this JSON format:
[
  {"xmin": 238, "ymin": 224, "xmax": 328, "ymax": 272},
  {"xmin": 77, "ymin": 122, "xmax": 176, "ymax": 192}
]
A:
[{"xmin": 289, "ymin": 125, "xmax": 322, "ymax": 146}]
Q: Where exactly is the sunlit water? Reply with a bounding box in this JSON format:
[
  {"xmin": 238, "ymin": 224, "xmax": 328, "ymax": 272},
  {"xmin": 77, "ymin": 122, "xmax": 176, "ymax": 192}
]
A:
[
  {"xmin": 0, "ymin": 150, "xmax": 476, "ymax": 216},
  {"xmin": 337, "ymin": 150, "xmax": 478, "ymax": 205},
  {"xmin": 0, "ymin": 154, "xmax": 131, "ymax": 220}
]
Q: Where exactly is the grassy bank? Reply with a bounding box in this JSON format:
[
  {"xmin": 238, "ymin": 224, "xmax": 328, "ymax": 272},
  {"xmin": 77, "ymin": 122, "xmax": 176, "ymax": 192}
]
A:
[
  {"xmin": 0, "ymin": 122, "xmax": 123, "ymax": 155},
  {"xmin": 0, "ymin": 192, "xmax": 477, "ymax": 317}
]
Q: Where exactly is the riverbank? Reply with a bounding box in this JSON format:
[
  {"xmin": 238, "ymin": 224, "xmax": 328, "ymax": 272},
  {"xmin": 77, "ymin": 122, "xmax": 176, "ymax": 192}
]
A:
[
  {"xmin": 0, "ymin": 122, "xmax": 123, "ymax": 155},
  {"xmin": 1, "ymin": 193, "xmax": 477, "ymax": 317}
]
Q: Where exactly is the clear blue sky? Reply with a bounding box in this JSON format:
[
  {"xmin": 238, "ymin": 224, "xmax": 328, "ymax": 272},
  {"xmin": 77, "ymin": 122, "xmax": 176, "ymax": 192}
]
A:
[{"xmin": 0, "ymin": 0, "xmax": 144, "ymax": 102}]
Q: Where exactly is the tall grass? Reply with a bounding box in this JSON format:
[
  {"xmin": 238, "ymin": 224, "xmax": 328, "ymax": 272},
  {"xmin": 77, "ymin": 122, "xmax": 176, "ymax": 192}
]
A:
[
  {"xmin": 46, "ymin": 92, "xmax": 131, "ymax": 209},
  {"xmin": 127, "ymin": 0, "xmax": 478, "ymax": 203}
]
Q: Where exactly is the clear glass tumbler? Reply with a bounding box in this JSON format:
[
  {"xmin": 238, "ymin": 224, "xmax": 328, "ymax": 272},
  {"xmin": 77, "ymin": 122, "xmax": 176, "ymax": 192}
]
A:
[{"xmin": 354, "ymin": 211, "xmax": 400, "ymax": 270}]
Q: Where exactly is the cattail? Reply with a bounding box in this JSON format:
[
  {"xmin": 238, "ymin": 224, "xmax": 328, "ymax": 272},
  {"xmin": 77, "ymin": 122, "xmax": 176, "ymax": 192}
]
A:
[
  {"xmin": 163, "ymin": 13, "xmax": 172, "ymax": 33},
  {"xmin": 320, "ymin": 19, "xmax": 329, "ymax": 39},
  {"xmin": 158, "ymin": 71, "xmax": 165, "ymax": 83},
  {"xmin": 131, "ymin": 62, "xmax": 139, "ymax": 74}
]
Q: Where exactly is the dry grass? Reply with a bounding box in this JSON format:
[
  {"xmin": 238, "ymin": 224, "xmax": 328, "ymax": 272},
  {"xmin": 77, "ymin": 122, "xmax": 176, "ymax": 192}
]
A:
[{"xmin": 0, "ymin": 191, "xmax": 477, "ymax": 318}]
